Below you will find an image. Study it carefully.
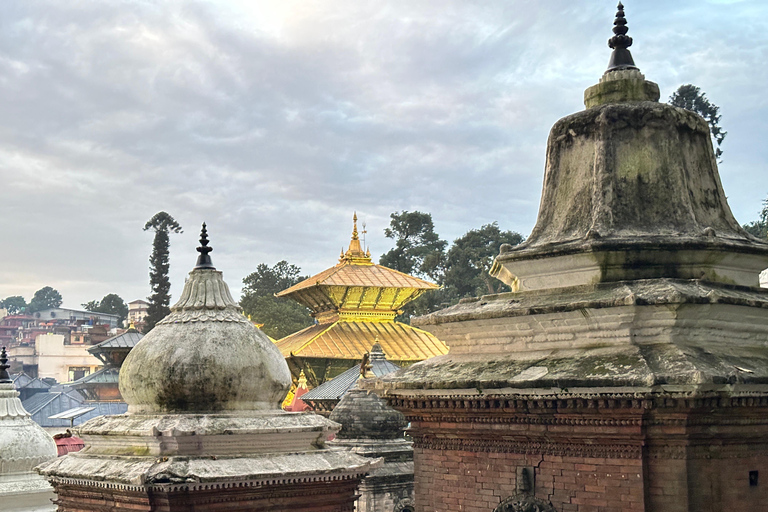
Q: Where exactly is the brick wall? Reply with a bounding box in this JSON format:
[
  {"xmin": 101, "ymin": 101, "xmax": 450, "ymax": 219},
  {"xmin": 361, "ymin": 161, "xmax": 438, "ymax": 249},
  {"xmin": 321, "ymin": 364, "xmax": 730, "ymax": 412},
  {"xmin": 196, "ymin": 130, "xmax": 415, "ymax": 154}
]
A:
[{"xmin": 415, "ymin": 448, "xmax": 643, "ymax": 512}]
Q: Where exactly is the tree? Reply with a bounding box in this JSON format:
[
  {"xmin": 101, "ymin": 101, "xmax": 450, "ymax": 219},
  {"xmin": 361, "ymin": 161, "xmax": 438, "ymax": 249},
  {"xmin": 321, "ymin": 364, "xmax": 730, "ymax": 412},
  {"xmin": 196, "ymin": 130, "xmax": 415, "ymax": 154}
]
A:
[
  {"xmin": 83, "ymin": 294, "xmax": 129, "ymax": 325},
  {"xmin": 743, "ymin": 196, "xmax": 768, "ymax": 239},
  {"xmin": 28, "ymin": 287, "xmax": 63, "ymax": 312},
  {"xmin": 444, "ymin": 223, "xmax": 524, "ymax": 298},
  {"xmin": 143, "ymin": 212, "xmax": 182, "ymax": 332},
  {"xmin": 1, "ymin": 296, "xmax": 27, "ymax": 315},
  {"xmin": 669, "ymin": 84, "xmax": 726, "ymax": 161},
  {"xmin": 379, "ymin": 211, "xmax": 447, "ymax": 282},
  {"xmin": 240, "ymin": 261, "xmax": 313, "ymax": 339}
]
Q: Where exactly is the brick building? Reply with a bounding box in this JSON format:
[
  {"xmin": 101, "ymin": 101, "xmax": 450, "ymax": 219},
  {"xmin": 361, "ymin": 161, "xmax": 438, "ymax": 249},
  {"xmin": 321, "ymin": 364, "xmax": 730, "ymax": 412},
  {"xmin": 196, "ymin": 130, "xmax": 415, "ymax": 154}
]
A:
[{"xmin": 372, "ymin": 5, "xmax": 768, "ymax": 512}]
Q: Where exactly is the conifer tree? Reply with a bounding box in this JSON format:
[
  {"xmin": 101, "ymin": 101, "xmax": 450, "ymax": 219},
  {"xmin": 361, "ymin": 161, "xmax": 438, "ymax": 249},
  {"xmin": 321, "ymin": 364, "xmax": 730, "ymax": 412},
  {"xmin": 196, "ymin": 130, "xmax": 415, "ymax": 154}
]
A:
[
  {"xmin": 143, "ymin": 212, "xmax": 182, "ymax": 332},
  {"xmin": 670, "ymin": 84, "xmax": 726, "ymax": 161}
]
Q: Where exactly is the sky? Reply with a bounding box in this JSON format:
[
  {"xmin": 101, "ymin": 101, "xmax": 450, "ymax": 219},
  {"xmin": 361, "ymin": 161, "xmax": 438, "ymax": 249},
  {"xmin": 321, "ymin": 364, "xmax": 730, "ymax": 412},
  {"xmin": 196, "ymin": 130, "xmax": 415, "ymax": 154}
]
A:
[{"xmin": 1, "ymin": 0, "xmax": 767, "ymax": 309}]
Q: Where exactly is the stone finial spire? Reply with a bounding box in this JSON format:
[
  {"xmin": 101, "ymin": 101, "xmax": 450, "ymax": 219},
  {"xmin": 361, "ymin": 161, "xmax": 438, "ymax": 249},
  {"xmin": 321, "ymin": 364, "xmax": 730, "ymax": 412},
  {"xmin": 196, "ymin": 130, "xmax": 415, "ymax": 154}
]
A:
[
  {"xmin": 194, "ymin": 222, "xmax": 215, "ymax": 270},
  {"xmin": 0, "ymin": 346, "xmax": 11, "ymax": 383},
  {"xmin": 606, "ymin": 2, "xmax": 637, "ymax": 72}
]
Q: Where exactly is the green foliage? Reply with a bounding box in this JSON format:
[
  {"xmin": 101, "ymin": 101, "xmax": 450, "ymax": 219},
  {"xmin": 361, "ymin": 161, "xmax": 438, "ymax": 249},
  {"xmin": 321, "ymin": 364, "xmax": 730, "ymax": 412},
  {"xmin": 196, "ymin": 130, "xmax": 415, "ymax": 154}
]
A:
[
  {"xmin": 379, "ymin": 211, "xmax": 447, "ymax": 281},
  {"xmin": 82, "ymin": 294, "xmax": 129, "ymax": 325},
  {"xmin": 669, "ymin": 84, "xmax": 726, "ymax": 161},
  {"xmin": 143, "ymin": 212, "xmax": 182, "ymax": 333},
  {"xmin": 378, "ymin": 215, "xmax": 524, "ymax": 323},
  {"xmin": 240, "ymin": 261, "xmax": 314, "ymax": 339},
  {"xmin": 1, "ymin": 296, "xmax": 27, "ymax": 315},
  {"xmin": 443, "ymin": 223, "xmax": 524, "ymax": 298},
  {"xmin": 743, "ymin": 196, "xmax": 768, "ymax": 239},
  {"xmin": 28, "ymin": 286, "xmax": 63, "ymax": 312}
]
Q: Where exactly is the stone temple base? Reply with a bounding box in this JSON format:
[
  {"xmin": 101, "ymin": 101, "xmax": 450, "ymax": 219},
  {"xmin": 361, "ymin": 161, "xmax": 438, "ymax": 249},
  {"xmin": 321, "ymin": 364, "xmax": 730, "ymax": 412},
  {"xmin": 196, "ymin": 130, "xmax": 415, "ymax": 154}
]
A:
[
  {"xmin": 371, "ymin": 279, "xmax": 768, "ymax": 511},
  {"xmin": 389, "ymin": 387, "xmax": 768, "ymax": 511}
]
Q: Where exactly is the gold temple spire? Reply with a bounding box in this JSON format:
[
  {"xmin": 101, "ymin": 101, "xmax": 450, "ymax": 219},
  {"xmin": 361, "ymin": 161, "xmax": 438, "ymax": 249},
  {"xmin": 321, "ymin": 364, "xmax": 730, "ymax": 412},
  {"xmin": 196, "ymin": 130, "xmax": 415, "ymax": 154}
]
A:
[{"xmin": 342, "ymin": 212, "xmax": 370, "ymax": 263}]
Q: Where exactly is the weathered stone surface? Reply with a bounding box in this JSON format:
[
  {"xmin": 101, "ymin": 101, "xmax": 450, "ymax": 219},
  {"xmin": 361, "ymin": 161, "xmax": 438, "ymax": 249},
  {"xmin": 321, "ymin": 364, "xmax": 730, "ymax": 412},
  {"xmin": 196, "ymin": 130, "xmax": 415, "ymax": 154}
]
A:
[
  {"xmin": 490, "ymin": 99, "xmax": 768, "ymax": 291},
  {"xmin": 329, "ymin": 388, "xmax": 413, "ymax": 512},
  {"xmin": 120, "ymin": 269, "xmax": 291, "ymax": 413},
  {"xmin": 39, "ymin": 236, "xmax": 378, "ymax": 511}
]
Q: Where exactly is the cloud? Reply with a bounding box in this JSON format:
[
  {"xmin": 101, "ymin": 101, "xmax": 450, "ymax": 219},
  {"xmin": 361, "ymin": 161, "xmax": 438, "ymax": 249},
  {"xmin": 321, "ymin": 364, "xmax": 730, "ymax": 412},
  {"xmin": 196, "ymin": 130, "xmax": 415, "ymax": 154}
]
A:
[{"xmin": 0, "ymin": 0, "xmax": 766, "ymax": 307}]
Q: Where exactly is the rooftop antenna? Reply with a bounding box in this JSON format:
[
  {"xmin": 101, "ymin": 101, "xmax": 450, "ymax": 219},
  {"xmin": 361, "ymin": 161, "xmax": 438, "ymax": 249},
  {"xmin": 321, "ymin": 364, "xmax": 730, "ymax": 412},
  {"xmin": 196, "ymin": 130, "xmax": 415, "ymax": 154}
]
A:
[{"xmin": 361, "ymin": 221, "xmax": 367, "ymax": 252}]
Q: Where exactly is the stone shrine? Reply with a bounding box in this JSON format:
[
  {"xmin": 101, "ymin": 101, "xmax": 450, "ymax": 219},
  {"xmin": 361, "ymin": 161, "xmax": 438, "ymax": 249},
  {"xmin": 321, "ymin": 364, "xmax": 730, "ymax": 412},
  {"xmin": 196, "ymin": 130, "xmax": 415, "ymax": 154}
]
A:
[
  {"xmin": 0, "ymin": 346, "xmax": 57, "ymax": 511},
  {"xmin": 37, "ymin": 225, "xmax": 377, "ymax": 512},
  {"xmin": 372, "ymin": 4, "xmax": 768, "ymax": 512},
  {"xmin": 330, "ymin": 386, "xmax": 414, "ymax": 512}
]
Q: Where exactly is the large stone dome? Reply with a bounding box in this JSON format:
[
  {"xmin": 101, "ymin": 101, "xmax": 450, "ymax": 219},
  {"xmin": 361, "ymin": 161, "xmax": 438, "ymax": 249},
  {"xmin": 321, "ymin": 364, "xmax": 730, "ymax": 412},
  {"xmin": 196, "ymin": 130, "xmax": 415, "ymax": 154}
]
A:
[{"xmin": 120, "ymin": 226, "xmax": 291, "ymax": 413}]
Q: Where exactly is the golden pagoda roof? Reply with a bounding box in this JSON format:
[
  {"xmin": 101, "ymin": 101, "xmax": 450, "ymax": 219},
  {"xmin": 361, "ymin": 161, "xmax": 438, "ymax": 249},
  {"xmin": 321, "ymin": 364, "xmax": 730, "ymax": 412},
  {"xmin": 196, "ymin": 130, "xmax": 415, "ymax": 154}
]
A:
[
  {"xmin": 276, "ymin": 320, "xmax": 448, "ymax": 361},
  {"xmin": 276, "ymin": 213, "xmax": 439, "ymax": 314}
]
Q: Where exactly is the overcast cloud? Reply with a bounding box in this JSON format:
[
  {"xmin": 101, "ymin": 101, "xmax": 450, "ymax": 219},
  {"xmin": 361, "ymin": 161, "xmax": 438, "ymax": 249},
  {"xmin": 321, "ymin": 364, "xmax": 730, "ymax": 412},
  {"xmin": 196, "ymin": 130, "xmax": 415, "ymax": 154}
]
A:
[{"xmin": 1, "ymin": 0, "xmax": 767, "ymax": 308}]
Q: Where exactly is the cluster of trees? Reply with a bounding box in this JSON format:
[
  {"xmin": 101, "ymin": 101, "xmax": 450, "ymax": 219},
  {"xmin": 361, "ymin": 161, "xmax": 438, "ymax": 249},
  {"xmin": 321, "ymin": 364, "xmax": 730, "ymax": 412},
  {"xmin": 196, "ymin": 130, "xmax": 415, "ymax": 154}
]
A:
[
  {"xmin": 239, "ymin": 212, "xmax": 524, "ymax": 331},
  {"xmin": 378, "ymin": 212, "xmax": 523, "ymax": 319},
  {"xmin": 743, "ymin": 199, "xmax": 768, "ymax": 240},
  {"xmin": 239, "ymin": 261, "xmax": 314, "ymax": 339},
  {"xmin": 0, "ymin": 286, "xmax": 63, "ymax": 315},
  {"xmin": 82, "ymin": 294, "xmax": 129, "ymax": 325}
]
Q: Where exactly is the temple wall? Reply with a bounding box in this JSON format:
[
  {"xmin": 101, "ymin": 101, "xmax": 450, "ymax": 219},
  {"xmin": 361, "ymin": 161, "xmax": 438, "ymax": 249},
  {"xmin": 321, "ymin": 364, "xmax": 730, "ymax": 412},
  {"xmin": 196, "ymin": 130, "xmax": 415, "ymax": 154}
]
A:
[{"xmin": 414, "ymin": 448, "xmax": 644, "ymax": 511}]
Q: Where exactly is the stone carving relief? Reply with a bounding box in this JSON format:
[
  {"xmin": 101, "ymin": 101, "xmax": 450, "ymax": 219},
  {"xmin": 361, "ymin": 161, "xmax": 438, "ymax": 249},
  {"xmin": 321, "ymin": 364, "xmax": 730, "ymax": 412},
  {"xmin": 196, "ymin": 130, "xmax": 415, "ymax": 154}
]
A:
[
  {"xmin": 393, "ymin": 498, "xmax": 414, "ymax": 512},
  {"xmin": 494, "ymin": 495, "xmax": 556, "ymax": 512}
]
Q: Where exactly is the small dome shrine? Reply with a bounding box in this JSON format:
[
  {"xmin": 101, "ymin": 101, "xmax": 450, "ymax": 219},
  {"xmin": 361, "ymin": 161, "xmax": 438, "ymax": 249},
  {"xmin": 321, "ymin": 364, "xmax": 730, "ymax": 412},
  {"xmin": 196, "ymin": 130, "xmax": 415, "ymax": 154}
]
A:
[
  {"xmin": 0, "ymin": 346, "xmax": 57, "ymax": 498},
  {"xmin": 120, "ymin": 223, "xmax": 291, "ymax": 413},
  {"xmin": 38, "ymin": 225, "xmax": 377, "ymax": 512}
]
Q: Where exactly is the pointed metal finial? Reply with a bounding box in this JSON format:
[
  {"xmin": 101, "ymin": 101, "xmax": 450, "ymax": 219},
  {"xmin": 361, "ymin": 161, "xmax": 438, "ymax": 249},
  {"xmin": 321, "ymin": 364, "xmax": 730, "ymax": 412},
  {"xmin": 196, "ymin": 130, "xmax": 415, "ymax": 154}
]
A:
[
  {"xmin": 194, "ymin": 222, "xmax": 215, "ymax": 269},
  {"xmin": 351, "ymin": 212, "xmax": 359, "ymax": 241},
  {"xmin": 606, "ymin": 2, "xmax": 637, "ymax": 72},
  {"xmin": 0, "ymin": 346, "xmax": 12, "ymax": 383}
]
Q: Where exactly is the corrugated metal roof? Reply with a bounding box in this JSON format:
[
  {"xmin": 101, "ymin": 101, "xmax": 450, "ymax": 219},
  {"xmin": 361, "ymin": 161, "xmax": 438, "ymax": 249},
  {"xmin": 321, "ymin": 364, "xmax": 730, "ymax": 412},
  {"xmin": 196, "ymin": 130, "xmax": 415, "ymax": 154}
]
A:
[
  {"xmin": 21, "ymin": 392, "xmax": 127, "ymax": 428},
  {"xmin": 70, "ymin": 367, "xmax": 119, "ymax": 385},
  {"xmin": 90, "ymin": 330, "xmax": 143, "ymax": 350},
  {"xmin": 276, "ymin": 320, "xmax": 448, "ymax": 361},
  {"xmin": 277, "ymin": 261, "xmax": 438, "ymax": 297},
  {"xmin": 302, "ymin": 358, "xmax": 400, "ymax": 401},
  {"xmin": 48, "ymin": 406, "xmax": 96, "ymax": 420}
]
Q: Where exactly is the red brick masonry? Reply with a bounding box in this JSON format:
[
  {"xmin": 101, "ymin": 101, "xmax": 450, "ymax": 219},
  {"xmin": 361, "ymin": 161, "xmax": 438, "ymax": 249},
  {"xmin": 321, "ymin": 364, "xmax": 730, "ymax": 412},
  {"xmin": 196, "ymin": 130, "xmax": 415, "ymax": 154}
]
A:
[{"xmin": 390, "ymin": 393, "xmax": 768, "ymax": 512}]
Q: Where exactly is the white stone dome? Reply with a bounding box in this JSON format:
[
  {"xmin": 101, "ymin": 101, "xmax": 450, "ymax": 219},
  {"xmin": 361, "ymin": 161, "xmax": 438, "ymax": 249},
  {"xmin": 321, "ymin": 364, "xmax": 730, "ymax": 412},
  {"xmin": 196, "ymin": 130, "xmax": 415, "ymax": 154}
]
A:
[
  {"xmin": 0, "ymin": 348, "xmax": 57, "ymax": 488},
  {"xmin": 119, "ymin": 226, "xmax": 291, "ymax": 414}
]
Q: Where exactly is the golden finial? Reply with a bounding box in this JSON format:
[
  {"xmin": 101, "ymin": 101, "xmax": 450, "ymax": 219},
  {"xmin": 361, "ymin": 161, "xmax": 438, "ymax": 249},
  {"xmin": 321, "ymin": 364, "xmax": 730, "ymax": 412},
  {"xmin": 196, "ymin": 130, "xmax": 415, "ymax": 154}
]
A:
[
  {"xmin": 351, "ymin": 212, "xmax": 359, "ymax": 240},
  {"xmin": 298, "ymin": 370, "xmax": 308, "ymax": 389},
  {"xmin": 366, "ymin": 247, "xmax": 371, "ymax": 258},
  {"xmin": 128, "ymin": 321, "xmax": 136, "ymax": 331}
]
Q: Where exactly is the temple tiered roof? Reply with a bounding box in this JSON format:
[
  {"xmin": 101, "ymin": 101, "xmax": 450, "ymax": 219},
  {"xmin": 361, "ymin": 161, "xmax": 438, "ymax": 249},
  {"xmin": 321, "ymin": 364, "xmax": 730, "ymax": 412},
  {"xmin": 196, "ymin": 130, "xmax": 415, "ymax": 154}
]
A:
[{"xmin": 275, "ymin": 214, "xmax": 447, "ymax": 385}]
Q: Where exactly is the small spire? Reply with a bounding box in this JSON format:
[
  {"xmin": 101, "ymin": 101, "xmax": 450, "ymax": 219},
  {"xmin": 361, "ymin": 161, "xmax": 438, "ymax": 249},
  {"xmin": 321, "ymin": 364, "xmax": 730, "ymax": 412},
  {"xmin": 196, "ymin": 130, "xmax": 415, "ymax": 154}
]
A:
[
  {"xmin": 0, "ymin": 346, "xmax": 11, "ymax": 383},
  {"xmin": 194, "ymin": 223, "xmax": 216, "ymax": 269},
  {"xmin": 351, "ymin": 212, "xmax": 359, "ymax": 240},
  {"xmin": 342, "ymin": 212, "xmax": 368, "ymax": 261},
  {"xmin": 606, "ymin": 2, "xmax": 637, "ymax": 72},
  {"xmin": 297, "ymin": 370, "xmax": 308, "ymax": 389}
]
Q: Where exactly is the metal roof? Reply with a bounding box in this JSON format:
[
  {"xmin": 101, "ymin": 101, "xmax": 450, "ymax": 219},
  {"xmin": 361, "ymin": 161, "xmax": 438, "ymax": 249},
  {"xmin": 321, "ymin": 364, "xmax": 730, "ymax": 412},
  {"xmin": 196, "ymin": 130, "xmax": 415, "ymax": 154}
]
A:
[
  {"xmin": 13, "ymin": 373, "xmax": 53, "ymax": 391},
  {"xmin": 302, "ymin": 357, "xmax": 400, "ymax": 402},
  {"xmin": 21, "ymin": 391, "xmax": 127, "ymax": 428},
  {"xmin": 89, "ymin": 330, "xmax": 143, "ymax": 351},
  {"xmin": 277, "ymin": 261, "xmax": 438, "ymax": 297},
  {"xmin": 277, "ymin": 320, "xmax": 448, "ymax": 361},
  {"xmin": 49, "ymin": 406, "xmax": 96, "ymax": 420},
  {"xmin": 70, "ymin": 367, "xmax": 119, "ymax": 386}
]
